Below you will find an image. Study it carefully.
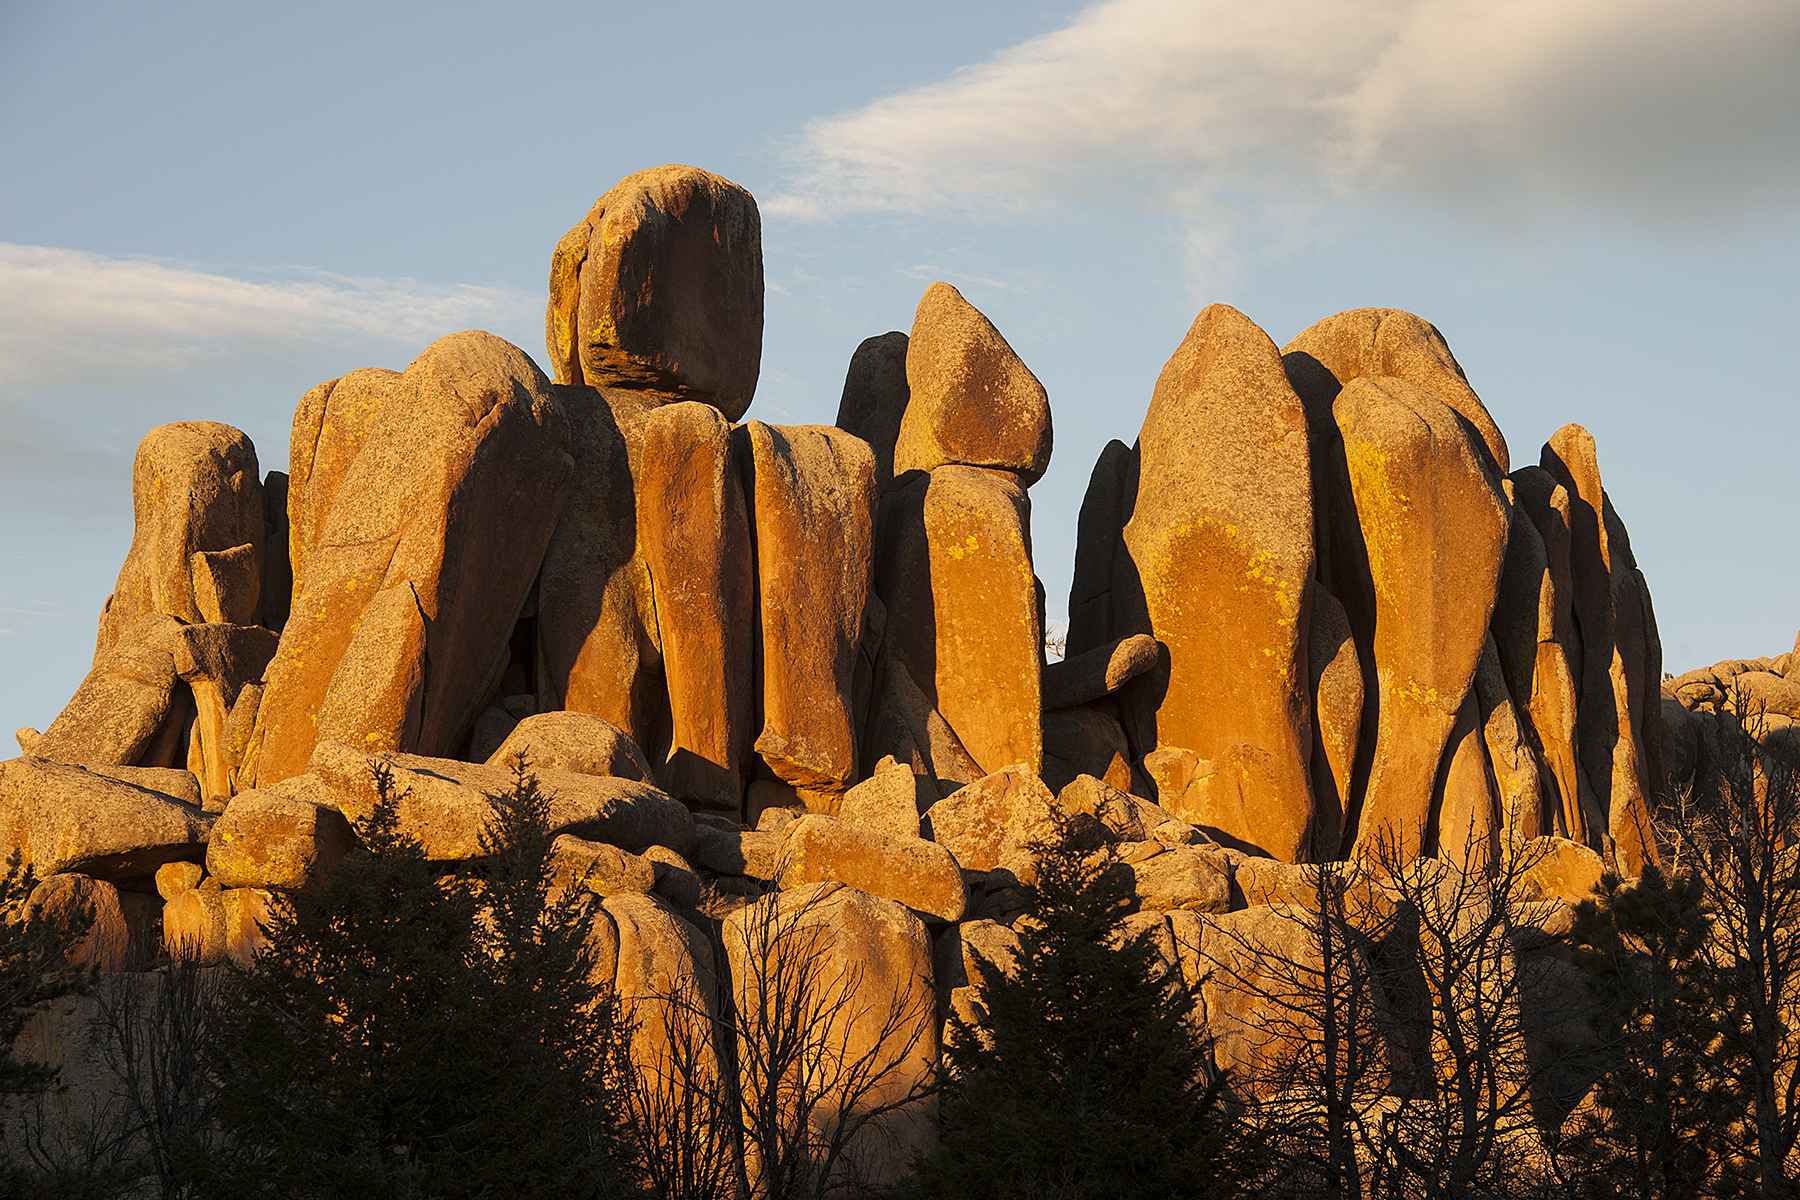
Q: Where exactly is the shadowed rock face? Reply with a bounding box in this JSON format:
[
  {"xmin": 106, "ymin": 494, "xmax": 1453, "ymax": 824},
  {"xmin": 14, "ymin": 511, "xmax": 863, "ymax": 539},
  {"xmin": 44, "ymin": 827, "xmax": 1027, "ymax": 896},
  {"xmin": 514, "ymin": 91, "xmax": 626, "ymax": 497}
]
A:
[
  {"xmin": 247, "ymin": 331, "xmax": 572, "ymax": 786},
  {"xmin": 1120, "ymin": 304, "xmax": 1317, "ymax": 863},
  {"xmin": 547, "ymin": 164, "xmax": 763, "ymax": 420},
  {"xmin": 97, "ymin": 422, "xmax": 264, "ymax": 659},
  {"xmin": 835, "ymin": 331, "xmax": 910, "ymax": 490}
]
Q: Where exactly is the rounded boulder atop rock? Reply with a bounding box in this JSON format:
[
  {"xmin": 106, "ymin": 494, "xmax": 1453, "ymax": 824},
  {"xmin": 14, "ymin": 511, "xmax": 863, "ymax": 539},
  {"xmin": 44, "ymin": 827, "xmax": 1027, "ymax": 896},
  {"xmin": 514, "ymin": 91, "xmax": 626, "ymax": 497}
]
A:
[
  {"xmin": 893, "ymin": 282, "xmax": 1052, "ymax": 484},
  {"xmin": 546, "ymin": 164, "xmax": 763, "ymax": 420}
]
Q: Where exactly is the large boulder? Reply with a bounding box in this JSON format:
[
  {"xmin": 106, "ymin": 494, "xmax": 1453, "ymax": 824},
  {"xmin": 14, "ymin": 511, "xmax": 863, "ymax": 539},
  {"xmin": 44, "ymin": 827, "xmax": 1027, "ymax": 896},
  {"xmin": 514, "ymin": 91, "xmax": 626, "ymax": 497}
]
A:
[
  {"xmin": 637, "ymin": 402, "xmax": 756, "ymax": 810},
  {"xmin": 834, "ymin": 331, "xmax": 911, "ymax": 490},
  {"xmin": 95, "ymin": 422, "xmax": 264, "ymax": 658},
  {"xmin": 533, "ymin": 385, "xmax": 666, "ymax": 752},
  {"xmin": 308, "ymin": 741, "xmax": 695, "ymax": 860},
  {"xmin": 248, "ymin": 332, "xmax": 572, "ymax": 786},
  {"xmin": 27, "ymin": 874, "xmax": 141, "ymax": 970},
  {"xmin": 546, "ymin": 164, "xmax": 763, "ymax": 419},
  {"xmin": 722, "ymin": 883, "xmax": 938, "ymax": 1190},
  {"xmin": 1332, "ymin": 376, "xmax": 1509, "ymax": 859},
  {"xmin": 206, "ymin": 775, "xmax": 355, "ymax": 891},
  {"xmin": 776, "ymin": 815, "xmax": 967, "ymax": 922},
  {"xmin": 892, "ymin": 282, "xmax": 1052, "ymax": 484},
  {"xmin": 1119, "ymin": 304, "xmax": 1316, "ymax": 862},
  {"xmin": 603, "ymin": 891, "xmax": 718, "ymax": 1101},
  {"xmin": 1281, "ymin": 307, "xmax": 1509, "ymax": 474},
  {"xmin": 0, "ymin": 757, "xmax": 211, "ymax": 881},
  {"xmin": 745, "ymin": 422, "xmax": 878, "ymax": 795},
  {"xmin": 487, "ymin": 711, "xmax": 654, "ymax": 782},
  {"xmin": 838, "ymin": 756, "xmax": 927, "ymax": 839}
]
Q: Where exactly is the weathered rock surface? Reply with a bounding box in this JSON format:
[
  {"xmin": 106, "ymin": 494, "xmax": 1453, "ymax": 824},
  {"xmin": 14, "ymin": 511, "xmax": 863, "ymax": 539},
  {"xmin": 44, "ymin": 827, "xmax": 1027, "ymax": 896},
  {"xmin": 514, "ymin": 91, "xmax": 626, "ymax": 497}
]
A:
[
  {"xmin": 250, "ymin": 332, "xmax": 572, "ymax": 785},
  {"xmin": 171, "ymin": 622, "xmax": 279, "ymax": 802},
  {"xmin": 893, "ymin": 282, "xmax": 1051, "ymax": 484},
  {"xmin": 0, "ymin": 756, "xmax": 211, "ymax": 881},
  {"xmin": 1333, "ymin": 376, "xmax": 1509, "ymax": 859},
  {"xmin": 604, "ymin": 891, "xmax": 717, "ymax": 1091},
  {"xmin": 487, "ymin": 711, "xmax": 654, "ymax": 782},
  {"xmin": 1120, "ymin": 304, "xmax": 1316, "ymax": 863},
  {"xmin": 1126, "ymin": 846, "xmax": 1233, "ymax": 913},
  {"xmin": 916, "ymin": 466, "xmax": 1042, "ymax": 777},
  {"xmin": 1518, "ymin": 836, "xmax": 1604, "ymax": 906},
  {"xmin": 777, "ymin": 814, "xmax": 967, "ymax": 922},
  {"xmin": 834, "ymin": 331, "xmax": 911, "ymax": 489},
  {"xmin": 549, "ymin": 834, "xmax": 656, "ymax": 895},
  {"xmin": 746, "ymin": 421, "xmax": 877, "ymax": 794},
  {"xmin": 1282, "ymin": 307, "xmax": 1509, "ymax": 475},
  {"xmin": 95, "ymin": 422, "xmax": 264, "ymax": 658},
  {"xmin": 1041, "ymin": 705, "xmax": 1134, "ymax": 795},
  {"xmin": 28, "ymin": 874, "xmax": 138, "ymax": 969},
  {"xmin": 206, "ymin": 775, "xmax": 354, "ymax": 890},
  {"xmin": 1307, "ymin": 586, "xmax": 1363, "ymax": 859},
  {"xmin": 308, "ymin": 741, "xmax": 695, "ymax": 860},
  {"xmin": 723, "ymin": 882, "xmax": 937, "ymax": 1189},
  {"xmin": 547, "ymin": 164, "xmax": 763, "ymax": 419},
  {"xmin": 638, "ymin": 401, "xmax": 756, "ymax": 809}
]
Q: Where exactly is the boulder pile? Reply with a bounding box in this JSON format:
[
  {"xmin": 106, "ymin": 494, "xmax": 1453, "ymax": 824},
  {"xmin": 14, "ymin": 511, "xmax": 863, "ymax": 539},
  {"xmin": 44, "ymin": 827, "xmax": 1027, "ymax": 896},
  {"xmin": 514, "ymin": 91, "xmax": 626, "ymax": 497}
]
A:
[{"xmin": 7, "ymin": 164, "xmax": 1671, "ymax": 1172}]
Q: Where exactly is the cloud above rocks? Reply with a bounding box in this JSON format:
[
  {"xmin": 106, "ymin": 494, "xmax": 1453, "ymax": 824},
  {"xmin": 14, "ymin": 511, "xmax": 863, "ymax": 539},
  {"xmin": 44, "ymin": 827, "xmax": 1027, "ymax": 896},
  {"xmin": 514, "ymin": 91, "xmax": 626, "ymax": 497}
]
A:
[
  {"xmin": 771, "ymin": 0, "xmax": 1800, "ymax": 236},
  {"xmin": 0, "ymin": 244, "xmax": 539, "ymax": 510}
]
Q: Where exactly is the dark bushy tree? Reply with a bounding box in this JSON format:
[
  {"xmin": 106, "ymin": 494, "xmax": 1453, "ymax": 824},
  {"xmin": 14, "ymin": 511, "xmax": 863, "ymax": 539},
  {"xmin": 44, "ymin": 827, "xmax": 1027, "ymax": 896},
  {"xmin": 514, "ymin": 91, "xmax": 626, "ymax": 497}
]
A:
[
  {"xmin": 1566, "ymin": 864, "xmax": 1739, "ymax": 1199},
  {"xmin": 192, "ymin": 761, "xmax": 637, "ymax": 1198},
  {"xmin": 912, "ymin": 809, "xmax": 1253, "ymax": 1199}
]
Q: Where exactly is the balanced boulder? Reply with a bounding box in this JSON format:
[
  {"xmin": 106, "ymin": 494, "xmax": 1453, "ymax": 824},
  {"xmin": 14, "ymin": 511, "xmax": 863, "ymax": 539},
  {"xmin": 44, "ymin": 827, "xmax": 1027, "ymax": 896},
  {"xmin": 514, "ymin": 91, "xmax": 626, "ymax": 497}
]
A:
[
  {"xmin": 95, "ymin": 422, "xmax": 264, "ymax": 657},
  {"xmin": 893, "ymin": 282, "xmax": 1051, "ymax": 483},
  {"xmin": 487, "ymin": 711, "xmax": 654, "ymax": 782},
  {"xmin": 546, "ymin": 164, "xmax": 763, "ymax": 419},
  {"xmin": 0, "ymin": 756, "xmax": 211, "ymax": 881},
  {"xmin": 776, "ymin": 814, "xmax": 966, "ymax": 922}
]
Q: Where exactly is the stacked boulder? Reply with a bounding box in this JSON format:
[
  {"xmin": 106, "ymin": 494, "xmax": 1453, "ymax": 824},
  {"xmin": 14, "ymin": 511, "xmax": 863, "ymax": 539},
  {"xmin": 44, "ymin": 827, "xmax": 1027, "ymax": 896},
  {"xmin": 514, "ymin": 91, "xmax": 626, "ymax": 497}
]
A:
[{"xmin": 8, "ymin": 163, "xmax": 1675, "ymax": 1173}]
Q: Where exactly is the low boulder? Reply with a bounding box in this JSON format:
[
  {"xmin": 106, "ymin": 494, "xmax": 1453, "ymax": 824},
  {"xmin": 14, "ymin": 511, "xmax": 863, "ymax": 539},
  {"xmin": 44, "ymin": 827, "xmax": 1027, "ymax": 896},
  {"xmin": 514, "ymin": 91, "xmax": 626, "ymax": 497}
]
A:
[
  {"xmin": 487, "ymin": 711, "xmax": 654, "ymax": 782},
  {"xmin": 1127, "ymin": 846, "xmax": 1233, "ymax": 914},
  {"xmin": 838, "ymin": 756, "xmax": 926, "ymax": 839},
  {"xmin": 308, "ymin": 741, "xmax": 694, "ymax": 860},
  {"xmin": 777, "ymin": 815, "xmax": 967, "ymax": 923},
  {"xmin": 927, "ymin": 765, "xmax": 1057, "ymax": 873},
  {"xmin": 0, "ymin": 757, "xmax": 211, "ymax": 882},
  {"xmin": 550, "ymin": 834, "xmax": 656, "ymax": 896},
  {"xmin": 206, "ymin": 776, "xmax": 355, "ymax": 891}
]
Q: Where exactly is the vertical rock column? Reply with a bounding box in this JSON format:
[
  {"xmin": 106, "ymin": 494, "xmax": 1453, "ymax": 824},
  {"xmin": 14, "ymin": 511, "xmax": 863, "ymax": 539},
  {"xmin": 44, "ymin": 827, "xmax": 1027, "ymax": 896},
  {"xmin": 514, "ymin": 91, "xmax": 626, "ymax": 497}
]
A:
[
  {"xmin": 638, "ymin": 403, "xmax": 757, "ymax": 810},
  {"xmin": 1118, "ymin": 305, "xmax": 1317, "ymax": 862},
  {"xmin": 745, "ymin": 421, "xmax": 878, "ymax": 799},
  {"xmin": 874, "ymin": 282, "xmax": 1052, "ymax": 781}
]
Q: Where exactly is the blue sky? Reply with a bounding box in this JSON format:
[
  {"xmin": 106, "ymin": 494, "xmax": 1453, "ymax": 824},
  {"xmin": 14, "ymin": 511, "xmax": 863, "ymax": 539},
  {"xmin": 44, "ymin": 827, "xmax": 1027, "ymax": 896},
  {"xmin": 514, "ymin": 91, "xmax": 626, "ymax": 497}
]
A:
[{"xmin": 2, "ymin": 0, "xmax": 1797, "ymax": 741}]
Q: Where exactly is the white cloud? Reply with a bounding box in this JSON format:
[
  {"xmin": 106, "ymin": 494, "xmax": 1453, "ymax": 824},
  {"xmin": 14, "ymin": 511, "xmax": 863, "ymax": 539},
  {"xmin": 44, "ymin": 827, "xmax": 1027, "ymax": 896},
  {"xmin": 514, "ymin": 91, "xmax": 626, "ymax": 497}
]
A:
[
  {"xmin": 0, "ymin": 244, "xmax": 538, "ymax": 395},
  {"xmin": 771, "ymin": 0, "xmax": 1800, "ymax": 234}
]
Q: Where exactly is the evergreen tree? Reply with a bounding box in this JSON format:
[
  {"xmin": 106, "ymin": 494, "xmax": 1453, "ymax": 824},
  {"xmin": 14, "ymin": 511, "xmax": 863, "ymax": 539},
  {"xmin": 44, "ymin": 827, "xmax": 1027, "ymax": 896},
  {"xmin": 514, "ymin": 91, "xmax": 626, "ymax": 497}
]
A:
[
  {"xmin": 193, "ymin": 761, "xmax": 637, "ymax": 1198},
  {"xmin": 1567, "ymin": 864, "xmax": 1742, "ymax": 1199},
  {"xmin": 911, "ymin": 809, "xmax": 1253, "ymax": 1199}
]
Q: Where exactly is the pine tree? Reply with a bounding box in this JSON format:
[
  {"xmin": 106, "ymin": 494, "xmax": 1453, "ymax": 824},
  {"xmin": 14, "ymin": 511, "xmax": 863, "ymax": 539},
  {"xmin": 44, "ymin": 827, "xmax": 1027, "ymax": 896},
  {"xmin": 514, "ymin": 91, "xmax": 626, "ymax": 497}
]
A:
[
  {"xmin": 911, "ymin": 809, "xmax": 1252, "ymax": 1199},
  {"xmin": 192, "ymin": 761, "xmax": 638, "ymax": 1198},
  {"xmin": 1567, "ymin": 863, "xmax": 1741, "ymax": 1199}
]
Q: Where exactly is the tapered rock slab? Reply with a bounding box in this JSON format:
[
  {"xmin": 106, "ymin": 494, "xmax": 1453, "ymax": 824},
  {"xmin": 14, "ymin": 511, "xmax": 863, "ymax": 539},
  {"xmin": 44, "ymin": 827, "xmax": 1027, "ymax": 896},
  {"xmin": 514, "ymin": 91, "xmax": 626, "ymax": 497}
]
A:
[
  {"xmin": 248, "ymin": 332, "xmax": 572, "ymax": 786},
  {"xmin": 745, "ymin": 422, "xmax": 878, "ymax": 794},
  {"xmin": 1334, "ymin": 376, "xmax": 1509, "ymax": 860},
  {"xmin": 36, "ymin": 614, "xmax": 183, "ymax": 768},
  {"xmin": 1282, "ymin": 307, "xmax": 1509, "ymax": 474},
  {"xmin": 1120, "ymin": 304, "xmax": 1315, "ymax": 862},
  {"xmin": 0, "ymin": 756, "xmax": 212, "ymax": 881},
  {"xmin": 96, "ymin": 422, "xmax": 264, "ymax": 658},
  {"xmin": 893, "ymin": 282, "xmax": 1052, "ymax": 484},
  {"xmin": 637, "ymin": 402, "xmax": 756, "ymax": 809},
  {"xmin": 547, "ymin": 164, "xmax": 763, "ymax": 419}
]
